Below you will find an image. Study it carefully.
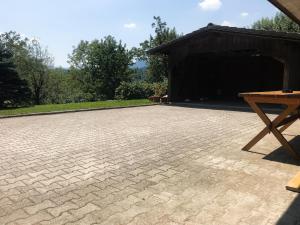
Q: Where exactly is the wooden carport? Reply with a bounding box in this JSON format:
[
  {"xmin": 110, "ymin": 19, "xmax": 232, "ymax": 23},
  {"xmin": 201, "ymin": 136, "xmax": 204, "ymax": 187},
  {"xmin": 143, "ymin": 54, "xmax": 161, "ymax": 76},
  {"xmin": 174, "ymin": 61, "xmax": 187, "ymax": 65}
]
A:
[{"xmin": 149, "ymin": 25, "xmax": 300, "ymax": 102}]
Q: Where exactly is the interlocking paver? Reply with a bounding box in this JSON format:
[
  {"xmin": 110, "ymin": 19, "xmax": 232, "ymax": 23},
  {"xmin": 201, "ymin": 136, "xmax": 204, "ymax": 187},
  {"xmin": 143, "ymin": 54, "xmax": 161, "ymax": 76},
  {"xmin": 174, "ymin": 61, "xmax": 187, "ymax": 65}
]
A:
[
  {"xmin": 0, "ymin": 209, "xmax": 28, "ymax": 224},
  {"xmin": 69, "ymin": 203, "xmax": 100, "ymax": 218},
  {"xmin": 1, "ymin": 105, "xmax": 300, "ymax": 224},
  {"xmin": 40, "ymin": 212, "xmax": 74, "ymax": 225},
  {"xmin": 13, "ymin": 211, "xmax": 53, "ymax": 225},
  {"xmin": 24, "ymin": 200, "xmax": 56, "ymax": 215},
  {"xmin": 47, "ymin": 201, "xmax": 79, "ymax": 217}
]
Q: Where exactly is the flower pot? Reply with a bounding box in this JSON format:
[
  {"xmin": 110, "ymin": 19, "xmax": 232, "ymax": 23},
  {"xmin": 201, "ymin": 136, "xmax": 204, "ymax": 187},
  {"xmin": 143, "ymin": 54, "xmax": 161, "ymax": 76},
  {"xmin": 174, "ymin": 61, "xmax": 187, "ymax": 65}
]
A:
[{"xmin": 149, "ymin": 96, "xmax": 161, "ymax": 102}]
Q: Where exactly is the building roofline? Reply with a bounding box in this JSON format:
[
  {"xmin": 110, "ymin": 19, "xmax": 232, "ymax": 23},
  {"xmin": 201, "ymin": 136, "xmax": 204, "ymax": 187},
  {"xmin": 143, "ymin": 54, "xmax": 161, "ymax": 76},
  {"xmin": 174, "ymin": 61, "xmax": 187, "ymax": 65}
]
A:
[{"xmin": 148, "ymin": 25, "xmax": 300, "ymax": 54}]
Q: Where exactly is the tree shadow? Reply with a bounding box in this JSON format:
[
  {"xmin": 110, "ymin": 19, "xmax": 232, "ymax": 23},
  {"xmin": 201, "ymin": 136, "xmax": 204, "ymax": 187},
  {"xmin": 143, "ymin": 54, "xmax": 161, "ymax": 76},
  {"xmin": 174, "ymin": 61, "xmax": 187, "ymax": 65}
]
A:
[
  {"xmin": 276, "ymin": 194, "xmax": 300, "ymax": 225},
  {"xmin": 262, "ymin": 135, "xmax": 300, "ymax": 166},
  {"xmin": 168, "ymin": 101, "xmax": 283, "ymax": 114}
]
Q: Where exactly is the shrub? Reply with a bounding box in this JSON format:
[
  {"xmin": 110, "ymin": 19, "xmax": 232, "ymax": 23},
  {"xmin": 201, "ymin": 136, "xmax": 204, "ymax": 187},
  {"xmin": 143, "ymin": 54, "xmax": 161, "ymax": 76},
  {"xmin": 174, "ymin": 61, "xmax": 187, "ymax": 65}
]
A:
[
  {"xmin": 115, "ymin": 81, "xmax": 154, "ymax": 100},
  {"xmin": 115, "ymin": 80, "xmax": 168, "ymax": 100},
  {"xmin": 152, "ymin": 79, "xmax": 168, "ymax": 97}
]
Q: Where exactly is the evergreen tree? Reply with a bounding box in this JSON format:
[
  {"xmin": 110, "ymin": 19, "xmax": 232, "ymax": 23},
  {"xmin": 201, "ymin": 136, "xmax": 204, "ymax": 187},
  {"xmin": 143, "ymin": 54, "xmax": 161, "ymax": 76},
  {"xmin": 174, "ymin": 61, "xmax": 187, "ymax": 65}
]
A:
[
  {"xmin": 1, "ymin": 32, "xmax": 54, "ymax": 105},
  {"xmin": 0, "ymin": 45, "xmax": 31, "ymax": 108}
]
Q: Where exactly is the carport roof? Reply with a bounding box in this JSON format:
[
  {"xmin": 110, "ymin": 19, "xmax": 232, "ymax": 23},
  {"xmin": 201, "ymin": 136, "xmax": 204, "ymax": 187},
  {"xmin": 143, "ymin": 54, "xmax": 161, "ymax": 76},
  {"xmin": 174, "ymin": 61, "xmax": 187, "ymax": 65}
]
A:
[
  {"xmin": 268, "ymin": 0, "xmax": 300, "ymax": 25},
  {"xmin": 148, "ymin": 25, "xmax": 300, "ymax": 54}
]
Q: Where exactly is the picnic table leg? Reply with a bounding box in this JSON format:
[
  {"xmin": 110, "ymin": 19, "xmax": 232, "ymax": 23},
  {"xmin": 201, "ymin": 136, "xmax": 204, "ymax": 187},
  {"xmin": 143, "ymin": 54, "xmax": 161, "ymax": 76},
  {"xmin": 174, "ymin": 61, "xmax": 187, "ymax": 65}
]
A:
[
  {"xmin": 243, "ymin": 101, "xmax": 298, "ymax": 151},
  {"xmin": 243, "ymin": 100, "xmax": 300, "ymax": 160},
  {"xmin": 243, "ymin": 110, "xmax": 299, "ymax": 151},
  {"xmin": 242, "ymin": 127, "xmax": 269, "ymax": 151},
  {"xmin": 272, "ymin": 127, "xmax": 300, "ymax": 160},
  {"xmin": 279, "ymin": 116, "xmax": 299, "ymax": 133}
]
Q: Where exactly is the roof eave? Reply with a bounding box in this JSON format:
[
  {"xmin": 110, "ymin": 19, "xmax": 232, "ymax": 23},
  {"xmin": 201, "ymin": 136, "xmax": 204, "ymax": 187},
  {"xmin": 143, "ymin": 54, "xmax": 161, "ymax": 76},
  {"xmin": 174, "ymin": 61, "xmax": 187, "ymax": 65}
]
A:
[{"xmin": 268, "ymin": 0, "xmax": 300, "ymax": 25}]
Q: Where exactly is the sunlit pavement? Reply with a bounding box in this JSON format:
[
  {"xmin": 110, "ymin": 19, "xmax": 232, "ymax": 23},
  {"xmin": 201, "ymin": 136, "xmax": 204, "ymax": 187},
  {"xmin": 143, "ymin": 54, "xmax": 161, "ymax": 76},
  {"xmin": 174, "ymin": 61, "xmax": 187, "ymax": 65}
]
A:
[{"xmin": 0, "ymin": 105, "xmax": 299, "ymax": 225}]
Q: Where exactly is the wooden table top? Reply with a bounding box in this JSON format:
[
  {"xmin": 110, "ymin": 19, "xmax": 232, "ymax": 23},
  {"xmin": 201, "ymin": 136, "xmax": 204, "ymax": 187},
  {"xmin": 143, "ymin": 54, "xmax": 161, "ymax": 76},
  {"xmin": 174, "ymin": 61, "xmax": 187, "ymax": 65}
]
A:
[{"xmin": 239, "ymin": 91, "xmax": 300, "ymax": 99}]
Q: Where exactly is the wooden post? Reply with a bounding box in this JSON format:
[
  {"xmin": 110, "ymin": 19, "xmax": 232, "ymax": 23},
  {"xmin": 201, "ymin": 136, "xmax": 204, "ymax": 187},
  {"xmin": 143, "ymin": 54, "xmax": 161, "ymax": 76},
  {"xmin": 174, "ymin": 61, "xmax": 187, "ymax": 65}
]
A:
[
  {"xmin": 283, "ymin": 60, "xmax": 290, "ymax": 90},
  {"xmin": 168, "ymin": 54, "xmax": 175, "ymax": 102},
  {"xmin": 288, "ymin": 52, "xmax": 300, "ymax": 90},
  {"xmin": 278, "ymin": 46, "xmax": 300, "ymax": 90},
  {"xmin": 274, "ymin": 56, "xmax": 290, "ymax": 90},
  {"xmin": 168, "ymin": 63, "xmax": 173, "ymax": 102}
]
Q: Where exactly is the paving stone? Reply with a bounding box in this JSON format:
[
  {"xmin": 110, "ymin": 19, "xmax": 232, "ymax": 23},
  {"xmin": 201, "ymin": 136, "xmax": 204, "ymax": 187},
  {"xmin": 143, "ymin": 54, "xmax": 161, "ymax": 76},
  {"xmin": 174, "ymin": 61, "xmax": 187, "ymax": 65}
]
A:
[
  {"xmin": 47, "ymin": 201, "xmax": 79, "ymax": 217},
  {"xmin": 0, "ymin": 105, "xmax": 300, "ymax": 224},
  {"xmin": 14, "ymin": 211, "xmax": 53, "ymax": 225},
  {"xmin": 24, "ymin": 200, "xmax": 56, "ymax": 215},
  {"xmin": 0, "ymin": 209, "xmax": 28, "ymax": 224},
  {"xmin": 69, "ymin": 203, "xmax": 100, "ymax": 218},
  {"xmin": 40, "ymin": 212, "xmax": 74, "ymax": 225}
]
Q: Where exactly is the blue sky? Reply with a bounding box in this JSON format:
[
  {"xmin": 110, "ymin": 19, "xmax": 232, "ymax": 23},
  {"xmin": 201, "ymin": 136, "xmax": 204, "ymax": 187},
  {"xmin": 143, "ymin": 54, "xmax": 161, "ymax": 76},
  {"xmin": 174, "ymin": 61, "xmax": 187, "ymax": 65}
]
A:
[{"xmin": 0, "ymin": 0, "xmax": 278, "ymax": 67}]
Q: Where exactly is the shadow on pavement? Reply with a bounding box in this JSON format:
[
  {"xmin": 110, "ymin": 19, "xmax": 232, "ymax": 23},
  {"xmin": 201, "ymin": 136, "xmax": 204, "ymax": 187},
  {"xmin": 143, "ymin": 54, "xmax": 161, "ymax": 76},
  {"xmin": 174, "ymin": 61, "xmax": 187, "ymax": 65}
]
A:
[
  {"xmin": 168, "ymin": 101, "xmax": 283, "ymax": 114},
  {"xmin": 276, "ymin": 194, "xmax": 300, "ymax": 225},
  {"xmin": 263, "ymin": 135, "xmax": 300, "ymax": 166}
]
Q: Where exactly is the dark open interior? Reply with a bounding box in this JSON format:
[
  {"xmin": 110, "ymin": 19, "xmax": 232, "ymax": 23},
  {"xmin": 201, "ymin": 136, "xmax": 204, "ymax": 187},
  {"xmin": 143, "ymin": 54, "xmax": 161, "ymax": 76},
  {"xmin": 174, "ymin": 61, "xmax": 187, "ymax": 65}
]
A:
[{"xmin": 172, "ymin": 53, "xmax": 284, "ymax": 101}]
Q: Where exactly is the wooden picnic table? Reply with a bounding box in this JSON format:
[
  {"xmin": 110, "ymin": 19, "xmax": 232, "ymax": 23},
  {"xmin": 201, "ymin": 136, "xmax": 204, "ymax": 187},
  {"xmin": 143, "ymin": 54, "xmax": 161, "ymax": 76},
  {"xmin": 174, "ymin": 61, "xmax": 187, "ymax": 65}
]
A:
[{"xmin": 239, "ymin": 91, "xmax": 300, "ymax": 160}]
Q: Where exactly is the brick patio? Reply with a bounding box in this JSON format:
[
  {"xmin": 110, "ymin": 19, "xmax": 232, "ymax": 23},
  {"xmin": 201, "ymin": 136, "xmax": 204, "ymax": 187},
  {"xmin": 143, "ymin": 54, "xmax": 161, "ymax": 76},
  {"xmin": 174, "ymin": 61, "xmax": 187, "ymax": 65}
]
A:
[{"xmin": 0, "ymin": 105, "xmax": 299, "ymax": 225}]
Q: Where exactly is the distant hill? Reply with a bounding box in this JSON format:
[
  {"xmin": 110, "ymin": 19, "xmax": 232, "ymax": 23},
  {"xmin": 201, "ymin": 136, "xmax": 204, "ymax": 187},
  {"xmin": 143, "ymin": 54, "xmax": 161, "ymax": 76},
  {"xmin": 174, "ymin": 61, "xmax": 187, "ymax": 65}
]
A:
[{"xmin": 131, "ymin": 60, "xmax": 147, "ymax": 69}]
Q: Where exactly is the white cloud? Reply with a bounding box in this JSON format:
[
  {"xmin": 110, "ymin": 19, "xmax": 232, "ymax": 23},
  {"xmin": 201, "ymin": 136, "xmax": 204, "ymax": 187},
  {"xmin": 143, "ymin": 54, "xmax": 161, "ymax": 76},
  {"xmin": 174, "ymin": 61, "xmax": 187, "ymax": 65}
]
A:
[
  {"xmin": 240, "ymin": 12, "xmax": 249, "ymax": 17},
  {"xmin": 198, "ymin": 0, "xmax": 222, "ymax": 11},
  {"xmin": 124, "ymin": 23, "xmax": 137, "ymax": 29},
  {"xmin": 221, "ymin": 20, "xmax": 235, "ymax": 27}
]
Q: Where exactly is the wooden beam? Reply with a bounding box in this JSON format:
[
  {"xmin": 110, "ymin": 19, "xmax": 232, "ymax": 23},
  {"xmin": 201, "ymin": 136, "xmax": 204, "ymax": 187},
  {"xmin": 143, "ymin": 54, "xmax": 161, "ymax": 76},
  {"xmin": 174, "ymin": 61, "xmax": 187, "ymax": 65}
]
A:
[
  {"xmin": 286, "ymin": 172, "xmax": 300, "ymax": 193},
  {"xmin": 268, "ymin": 0, "xmax": 300, "ymax": 26},
  {"xmin": 276, "ymin": 113, "xmax": 300, "ymax": 128}
]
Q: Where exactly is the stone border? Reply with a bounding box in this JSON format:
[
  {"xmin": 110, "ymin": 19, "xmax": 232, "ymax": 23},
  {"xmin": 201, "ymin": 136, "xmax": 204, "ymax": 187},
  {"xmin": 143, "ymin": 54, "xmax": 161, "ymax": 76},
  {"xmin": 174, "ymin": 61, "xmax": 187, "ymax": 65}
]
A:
[{"xmin": 0, "ymin": 104, "xmax": 158, "ymax": 119}]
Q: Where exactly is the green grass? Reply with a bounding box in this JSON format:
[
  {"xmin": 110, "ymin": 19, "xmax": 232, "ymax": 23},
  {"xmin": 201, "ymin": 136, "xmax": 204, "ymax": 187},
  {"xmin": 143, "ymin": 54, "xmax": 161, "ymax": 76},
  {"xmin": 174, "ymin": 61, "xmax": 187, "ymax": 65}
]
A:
[{"xmin": 0, "ymin": 99, "xmax": 154, "ymax": 117}]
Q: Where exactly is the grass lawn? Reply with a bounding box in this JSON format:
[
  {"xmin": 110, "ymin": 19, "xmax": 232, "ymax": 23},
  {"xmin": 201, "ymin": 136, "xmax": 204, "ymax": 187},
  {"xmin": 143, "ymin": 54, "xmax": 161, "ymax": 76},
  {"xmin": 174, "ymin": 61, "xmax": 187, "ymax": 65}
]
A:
[{"xmin": 0, "ymin": 99, "xmax": 154, "ymax": 117}]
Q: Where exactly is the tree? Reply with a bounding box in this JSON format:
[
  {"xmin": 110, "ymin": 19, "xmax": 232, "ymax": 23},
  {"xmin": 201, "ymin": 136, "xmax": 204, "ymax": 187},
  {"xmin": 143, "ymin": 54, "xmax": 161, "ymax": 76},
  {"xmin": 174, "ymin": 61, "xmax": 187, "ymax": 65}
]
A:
[
  {"xmin": 0, "ymin": 44, "xmax": 31, "ymax": 108},
  {"xmin": 252, "ymin": 12, "xmax": 300, "ymax": 33},
  {"xmin": 69, "ymin": 36, "xmax": 133, "ymax": 100},
  {"xmin": 22, "ymin": 40, "xmax": 53, "ymax": 104},
  {"xmin": 0, "ymin": 31, "xmax": 30, "ymax": 77},
  {"xmin": 46, "ymin": 68, "xmax": 69, "ymax": 104},
  {"xmin": 0, "ymin": 32, "xmax": 53, "ymax": 105},
  {"xmin": 134, "ymin": 16, "xmax": 179, "ymax": 82}
]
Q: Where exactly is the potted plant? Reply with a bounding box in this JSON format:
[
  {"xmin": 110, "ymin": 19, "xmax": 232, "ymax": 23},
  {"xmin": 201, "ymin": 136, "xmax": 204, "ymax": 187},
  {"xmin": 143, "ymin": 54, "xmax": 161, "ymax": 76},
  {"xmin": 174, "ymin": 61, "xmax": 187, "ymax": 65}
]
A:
[{"xmin": 148, "ymin": 81, "xmax": 168, "ymax": 103}]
